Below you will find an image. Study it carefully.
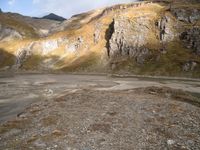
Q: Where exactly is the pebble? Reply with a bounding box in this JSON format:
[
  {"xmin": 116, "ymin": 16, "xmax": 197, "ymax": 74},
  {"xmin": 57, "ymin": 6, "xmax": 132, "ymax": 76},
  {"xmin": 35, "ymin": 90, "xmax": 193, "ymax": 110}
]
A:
[{"xmin": 167, "ymin": 139, "xmax": 175, "ymax": 145}]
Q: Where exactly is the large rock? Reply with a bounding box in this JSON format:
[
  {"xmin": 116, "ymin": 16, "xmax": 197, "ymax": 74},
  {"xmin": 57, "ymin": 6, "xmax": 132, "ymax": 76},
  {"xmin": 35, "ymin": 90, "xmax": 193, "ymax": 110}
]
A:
[
  {"xmin": 182, "ymin": 61, "xmax": 198, "ymax": 72},
  {"xmin": 14, "ymin": 45, "xmax": 33, "ymax": 69},
  {"xmin": 156, "ymin": 16, "xmax": 176, "ymax": 42},
  {"xmin": 171, "ymin": 8, "xmax": 200, "ymax": 23},
  {"xmin": 180, "ymin": 28, "xmax": 200, "ymax": 55},
  {"xmin": 108, "ymin": 17, "xmax": 151, "ymax": 64}
]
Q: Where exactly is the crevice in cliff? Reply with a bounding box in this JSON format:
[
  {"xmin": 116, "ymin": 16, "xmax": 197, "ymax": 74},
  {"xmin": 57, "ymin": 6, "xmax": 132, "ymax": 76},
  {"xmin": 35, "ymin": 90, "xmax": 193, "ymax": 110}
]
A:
[{"xmin": 105, "ymin": 20, "xmax": 114, "ymax": 57}]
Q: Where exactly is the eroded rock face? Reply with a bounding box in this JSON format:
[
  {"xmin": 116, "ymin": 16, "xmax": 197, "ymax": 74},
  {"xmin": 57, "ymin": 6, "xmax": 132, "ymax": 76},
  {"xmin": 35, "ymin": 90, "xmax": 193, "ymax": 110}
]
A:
[
  {"xmin": 13, "ymin": 37, "xmax": 69, "ymax": 69},
  {"xmin": 66, "ymin": 36, "xmax": 84, "ymax": 53},
  {"xmin": 93, "ymin": 23, "xmax": 102, "ymax": 44},
  {"xmin": 14, "ymin": 44, "xmax": 33, "ymax": 69},
  {"xmin": 180, "ymin": 28, "xmax": 200, "ymax": 55},
  {"xmin": 156, "ymin": 16, "xmax": 175, "ymax": 42},
  {"xmin": 41, "ymin": 40, "xmax": 58, "ymax": 55},
  {"xmin": 182, "ymin": 61, "xmax": 198, "ymax": 72},
  {"xmin": 102, "ymin": 1, "xmax": 152, "ymax": 16},
  {"xmin": 108, "ymin": 17, "xmax": 151, "ymax": 64},
  {"xmin": 0, "ymin": 24, "xmax": 23, "ymax": 42},
  {"xmin": 30, "ymin": 37, "xmax": 68, "ymax": 55},
  {"xmin": 171, "ymin": 8, "xmax": 200, "ymax": 23}
]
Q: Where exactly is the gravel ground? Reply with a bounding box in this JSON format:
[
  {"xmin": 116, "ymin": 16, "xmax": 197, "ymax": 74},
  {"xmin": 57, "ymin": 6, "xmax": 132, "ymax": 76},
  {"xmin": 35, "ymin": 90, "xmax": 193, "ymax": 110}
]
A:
[{"xmin": 0, "ymin": 87, "xmax": 200, "ymax": 150}]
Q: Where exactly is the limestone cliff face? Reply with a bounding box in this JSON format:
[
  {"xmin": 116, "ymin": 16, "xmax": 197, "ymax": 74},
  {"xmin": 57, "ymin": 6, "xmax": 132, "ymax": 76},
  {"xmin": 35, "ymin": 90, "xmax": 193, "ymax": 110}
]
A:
[
  {"xmin": 0, "ymin": 1, "xmax": 200, "ymax": 77},
  {"xmin": 108, "ymin": 17, "xmax": 151, "ymax": 64}
]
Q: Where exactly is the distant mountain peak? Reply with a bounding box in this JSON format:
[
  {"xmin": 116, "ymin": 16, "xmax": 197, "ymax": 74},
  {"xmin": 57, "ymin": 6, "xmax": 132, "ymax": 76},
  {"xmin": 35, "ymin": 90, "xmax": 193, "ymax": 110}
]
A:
[
  {"xmin": 42, "ymin": 13, "xmax": 66, "ymax": 21},
  {"xmin": 0, "ymin": 8, "xmax": 2, "ymax": 13}
]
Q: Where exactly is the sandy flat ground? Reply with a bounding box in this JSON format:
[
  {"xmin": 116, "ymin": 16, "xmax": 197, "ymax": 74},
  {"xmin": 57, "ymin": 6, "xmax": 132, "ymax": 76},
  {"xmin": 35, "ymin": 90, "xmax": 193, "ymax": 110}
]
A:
[{"xmin": 0, "ymin": 74, "xmax": 200, "ymax": 149}]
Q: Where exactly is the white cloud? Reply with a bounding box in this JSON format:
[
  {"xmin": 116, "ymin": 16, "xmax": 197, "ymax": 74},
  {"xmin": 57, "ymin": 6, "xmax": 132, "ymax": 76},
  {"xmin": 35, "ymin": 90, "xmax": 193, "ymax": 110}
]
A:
[
  {"xmin": 32, "ymin": 0, "xmax": 40, "ymax": 4},
  {"xmin": 8, "ymin": 0, "xmax": 15, "ymax": 5},
  {"xmin": 33, "ymin": 0, "xmax": 137, "ymax": 18}
]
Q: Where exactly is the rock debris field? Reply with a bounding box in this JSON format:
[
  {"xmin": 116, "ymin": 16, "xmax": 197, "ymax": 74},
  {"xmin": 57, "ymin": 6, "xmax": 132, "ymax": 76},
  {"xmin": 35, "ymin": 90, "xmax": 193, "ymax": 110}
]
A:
[{"xmin": 0, "ymin": 74, "xmax": 200, "ymax": 149}]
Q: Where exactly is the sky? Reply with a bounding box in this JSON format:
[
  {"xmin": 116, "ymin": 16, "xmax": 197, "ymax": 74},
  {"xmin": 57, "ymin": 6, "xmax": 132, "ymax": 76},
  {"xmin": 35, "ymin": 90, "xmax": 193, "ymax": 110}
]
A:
[{"xmin": 0, "ymin": 0, "xmax": 137, "ymax": 18}]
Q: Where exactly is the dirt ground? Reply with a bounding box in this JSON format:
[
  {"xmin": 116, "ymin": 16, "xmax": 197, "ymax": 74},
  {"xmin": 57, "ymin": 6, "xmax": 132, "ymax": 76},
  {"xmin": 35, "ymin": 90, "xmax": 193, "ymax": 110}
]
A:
[{"xmin": 0, "ymin": 74, "xmax": 200, "ymax": 149}]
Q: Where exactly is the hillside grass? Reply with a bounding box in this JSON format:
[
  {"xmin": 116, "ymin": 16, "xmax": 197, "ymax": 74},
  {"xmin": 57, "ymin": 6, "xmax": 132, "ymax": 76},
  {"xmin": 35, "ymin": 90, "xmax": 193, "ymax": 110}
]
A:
[{"xmin": 0, "ymin": 13, "xmax": 38, "ymax": 39}]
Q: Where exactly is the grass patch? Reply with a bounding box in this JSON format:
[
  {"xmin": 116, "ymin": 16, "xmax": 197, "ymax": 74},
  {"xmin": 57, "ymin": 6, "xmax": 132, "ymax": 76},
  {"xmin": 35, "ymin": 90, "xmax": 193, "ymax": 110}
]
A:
[{"xmin": 61, "ymin": 52, "xmax": 100, "ymax": 72}]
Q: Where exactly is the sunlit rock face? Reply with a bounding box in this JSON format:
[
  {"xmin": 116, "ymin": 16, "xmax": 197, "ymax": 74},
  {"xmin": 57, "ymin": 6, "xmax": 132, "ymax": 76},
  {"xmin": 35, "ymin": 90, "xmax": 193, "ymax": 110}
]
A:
[
  {"xmin": 108, "ymin": 17, "xmax": 151, "ymax": 64},
  {"xmin": 0, "ymin": 24, "xmax": 23, "ymax": 42},
  {"xmin": 41, "ymin": 40, "xmax": 59, "ymax": 55}
]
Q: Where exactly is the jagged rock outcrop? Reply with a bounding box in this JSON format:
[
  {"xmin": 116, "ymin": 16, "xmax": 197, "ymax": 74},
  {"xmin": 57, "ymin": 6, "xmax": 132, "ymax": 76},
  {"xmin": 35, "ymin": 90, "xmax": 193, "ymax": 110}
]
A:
[
  {"xmin": 182, "ymin": 61, "xmax": 198, "ymax": 72},
  {"xmin": 102, "ymin": 1, "xmax": 153, "ymax": 16},
  {"xmin": 171, "ymin": 8, "xmax": 200, "ymax": 23},
  {"xmin": 93, "ymin": 23, "xmax": 102, "ymax": 44},
  {"xmin": 180, "ymin": 28, "xmax": 200, "ymax": 55},
  {"xmin": 14, "ymin": 44, "xmax": 33, "ymax": 69},
  {"xmin": 108, "ymin": 13, "xmax": 177, "ymax": 65},
  {"xmin": 13, "ymin": 37, "xmax": 69, "ymax": 69},
  {"xmin": 108, "ymin": 17, "xmax": 151, "ymax": 64},
  {"xmin": 0, "ymin": 24, "xmax": 23, "ymax": 42},
  {"xmin": 156, "ymin": 16, "xmax": 176, "ymax": 42}
]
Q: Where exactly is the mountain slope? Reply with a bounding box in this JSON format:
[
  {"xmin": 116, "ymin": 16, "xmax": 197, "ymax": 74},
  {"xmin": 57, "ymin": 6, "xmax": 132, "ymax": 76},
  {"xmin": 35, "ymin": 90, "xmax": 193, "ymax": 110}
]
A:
[
  {"xmin": 0, "ymin": 12, "xmax": 62, "ymax": 41},
  {"xmin": 41, "ymin": 13, "xmax": 66, "ymax": 21},
  {"xmin": 0, "ymin": 0, "xmax": 200, "ymax": 77}
]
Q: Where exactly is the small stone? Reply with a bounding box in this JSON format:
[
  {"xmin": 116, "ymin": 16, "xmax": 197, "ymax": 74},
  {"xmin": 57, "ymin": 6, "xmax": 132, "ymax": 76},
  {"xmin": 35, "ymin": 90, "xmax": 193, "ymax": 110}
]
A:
[
  {"xmin": 44, "ymin": 89, "xmax": 54, "ymax": 97},
  {"xmin": 52, "ymin": 130, "xmax": 62, "ymax": 136},
  {"xmin": 167, "ymin": 139, "xmax": 175, "ymax": 145},
  {"xmin": 34, "ymin": 139, "xmax": 46, "ymax": 148}
]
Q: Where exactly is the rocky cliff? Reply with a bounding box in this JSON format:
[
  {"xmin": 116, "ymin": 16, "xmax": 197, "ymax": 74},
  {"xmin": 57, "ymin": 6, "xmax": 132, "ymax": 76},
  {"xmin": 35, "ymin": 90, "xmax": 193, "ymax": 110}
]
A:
[{"xmin": 0, "ymin": 0, "xmax": 200, "ymax": 77}]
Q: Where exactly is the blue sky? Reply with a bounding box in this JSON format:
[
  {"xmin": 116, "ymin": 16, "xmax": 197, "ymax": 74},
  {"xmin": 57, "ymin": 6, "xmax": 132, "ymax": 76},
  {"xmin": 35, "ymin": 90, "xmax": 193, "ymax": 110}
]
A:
[{"xmin": 0, "ymin": 0, "xmax": 136, "ymax": 18}]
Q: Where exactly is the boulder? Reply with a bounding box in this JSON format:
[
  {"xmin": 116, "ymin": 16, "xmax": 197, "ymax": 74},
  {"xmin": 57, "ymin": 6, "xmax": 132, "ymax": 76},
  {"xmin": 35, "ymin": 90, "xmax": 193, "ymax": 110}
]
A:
[{"xmin": 180, "ymin": 28, "xmax": 200, "ymax": 55}]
